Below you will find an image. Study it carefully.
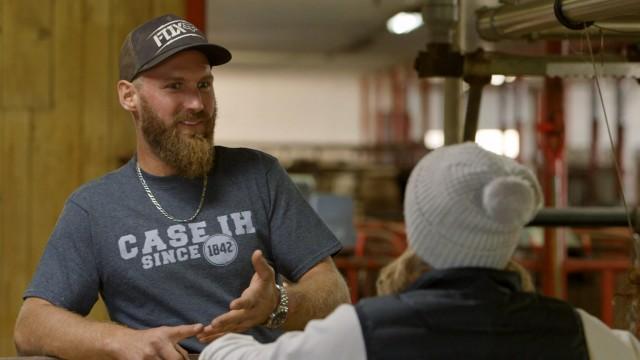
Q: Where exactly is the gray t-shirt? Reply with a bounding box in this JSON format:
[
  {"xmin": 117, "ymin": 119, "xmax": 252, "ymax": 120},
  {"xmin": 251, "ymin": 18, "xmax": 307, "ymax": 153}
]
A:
[{"xmin": 25, "ymin": 146, "xmax": 342, "ymax": 352}]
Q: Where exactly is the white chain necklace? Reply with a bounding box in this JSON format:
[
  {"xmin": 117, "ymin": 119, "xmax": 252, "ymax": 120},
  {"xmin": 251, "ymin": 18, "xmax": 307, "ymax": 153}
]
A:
[{"xmin": 136, "ymin": 162, "xmax": 208, "ymax": 223}]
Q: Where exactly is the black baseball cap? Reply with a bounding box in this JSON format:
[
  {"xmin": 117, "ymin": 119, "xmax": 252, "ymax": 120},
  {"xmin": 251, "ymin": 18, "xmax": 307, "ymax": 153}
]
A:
[{"xmin": 119, "ymin": 14, "xmax": 231, "ymax": 81}]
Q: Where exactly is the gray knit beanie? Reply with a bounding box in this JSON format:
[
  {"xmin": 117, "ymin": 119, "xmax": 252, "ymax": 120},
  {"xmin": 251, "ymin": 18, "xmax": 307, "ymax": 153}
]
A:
[{"xmin": 404, "ymin": 142, "xmax": 543, "ymax": 269}]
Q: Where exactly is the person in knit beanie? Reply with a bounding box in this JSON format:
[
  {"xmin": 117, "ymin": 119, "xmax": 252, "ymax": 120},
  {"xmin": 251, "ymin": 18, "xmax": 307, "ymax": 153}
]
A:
[
  {"xmin": 376, "ymin": 142, "xmax": 540, "ymax": 296},
  {"xmin": 404, "ymin": 141, "xmax": 542, "ymax": 270},
  {"xmin": 200, "ymin": 143, "xmax": 640, "ymax": 360}
]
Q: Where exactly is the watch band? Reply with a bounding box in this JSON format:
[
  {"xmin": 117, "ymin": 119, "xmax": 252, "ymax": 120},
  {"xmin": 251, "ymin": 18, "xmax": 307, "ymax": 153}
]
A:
[{"xmin": 264, "ymin": 283, "xmax": 288, "ymax": 329}]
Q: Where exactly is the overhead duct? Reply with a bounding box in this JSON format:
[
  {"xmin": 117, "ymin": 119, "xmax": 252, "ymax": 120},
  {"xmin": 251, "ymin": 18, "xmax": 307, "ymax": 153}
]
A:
[
  {"xmin": 476, "ymin": 0, "xmax": 640, "ymax": 41},
  {"xmin": 535, "ymin": 20, "xmax": 640, "ymax": 39}
]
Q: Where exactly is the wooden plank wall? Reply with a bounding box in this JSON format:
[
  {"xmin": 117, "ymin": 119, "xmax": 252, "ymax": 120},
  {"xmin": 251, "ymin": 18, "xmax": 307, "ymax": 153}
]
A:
[{"xmin": 0, "ymin": 0, "xmax": 186, "ymax": 355}]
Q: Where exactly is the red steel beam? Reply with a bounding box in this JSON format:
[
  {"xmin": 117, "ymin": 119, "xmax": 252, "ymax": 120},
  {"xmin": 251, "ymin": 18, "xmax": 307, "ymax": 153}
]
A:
[
  {"xmin": 538, "ymin": 41, "xmax": 567, "ymax": 299},
  {"xmin": 186, "ymin": 0, "xmax": 206, "ymax": 32}
]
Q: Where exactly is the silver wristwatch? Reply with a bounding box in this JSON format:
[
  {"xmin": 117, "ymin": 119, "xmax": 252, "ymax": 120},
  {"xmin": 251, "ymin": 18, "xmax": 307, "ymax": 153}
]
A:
[{"xmin": 264, "ymin": 283, "xmax": 288, "ymax": 329}]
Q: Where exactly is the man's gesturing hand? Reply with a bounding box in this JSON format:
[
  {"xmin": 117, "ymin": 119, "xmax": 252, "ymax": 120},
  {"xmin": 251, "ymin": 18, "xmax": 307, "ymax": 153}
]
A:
[
  {"xmin": 107, "ymin": 323, "xmax": 203, "ymax": 360},
  {"xmin": 197, "ymin": 250, "xmax": 279, "ymax": 343}
]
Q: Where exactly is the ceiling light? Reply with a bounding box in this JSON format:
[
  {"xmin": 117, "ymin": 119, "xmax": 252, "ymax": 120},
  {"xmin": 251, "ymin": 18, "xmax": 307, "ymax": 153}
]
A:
[
  {"xmin": 490, "ymin": 74, "xmax": 506, "ymax": 86},
  {"xmin": 424, "ymin": 130, "xmax": 444, "ymax": 149},
  {"xmin": 505, "ymin": 76, "xmax": 517, "ymax": 83},
  {"xmin": 386, "ymin": 12, "xmax": 424, "ymax": 35}
]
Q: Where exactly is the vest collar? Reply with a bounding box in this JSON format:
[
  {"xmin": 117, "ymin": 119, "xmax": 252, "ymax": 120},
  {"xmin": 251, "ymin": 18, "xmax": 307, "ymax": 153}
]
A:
[{"xmin": 407, "ymin": 267, "xmax": 522, "ymax": 293}]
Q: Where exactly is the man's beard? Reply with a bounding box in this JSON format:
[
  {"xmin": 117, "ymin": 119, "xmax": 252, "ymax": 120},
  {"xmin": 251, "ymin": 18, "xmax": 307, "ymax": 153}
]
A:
[{"xmin": 139, "ymin": 97, "xmax": 216, "ymax": 179}]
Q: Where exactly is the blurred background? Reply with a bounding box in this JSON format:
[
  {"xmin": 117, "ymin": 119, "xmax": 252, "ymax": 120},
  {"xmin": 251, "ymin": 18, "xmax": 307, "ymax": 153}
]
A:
[{"xmin": 1, "ymin": 0, "xmax": 640, "ymax": 355}]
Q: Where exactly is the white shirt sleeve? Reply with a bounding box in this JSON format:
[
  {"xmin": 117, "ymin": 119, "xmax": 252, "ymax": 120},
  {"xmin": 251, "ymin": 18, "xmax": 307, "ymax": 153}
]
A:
[
  {"xmin": 577, "ymin": 308, "xmax": 640, "ymax": 360},
  {"xmin": 199, "ymin": 304, "xmax": 367, "ymax": 360}
]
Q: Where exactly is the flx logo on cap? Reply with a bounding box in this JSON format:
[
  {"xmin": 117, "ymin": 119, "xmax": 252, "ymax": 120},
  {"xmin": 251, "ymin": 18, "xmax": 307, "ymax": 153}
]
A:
[
  {"xmin": 148, "ymin": 20, "xmax": 203, "ymax": 55},
  {"xmin": 119, "ymin": 14, "xmax": 231, "ymax": 81}
]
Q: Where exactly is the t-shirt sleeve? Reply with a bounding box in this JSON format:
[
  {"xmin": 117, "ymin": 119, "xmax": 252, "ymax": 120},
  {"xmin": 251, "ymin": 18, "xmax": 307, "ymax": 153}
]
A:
[
  {"xmin": 23, "ymin": 199, "xmax": 100, "ymax": 316},
  {"xmin": 264, "ymin": 159, "xmax": 342, "ymax": 281}
]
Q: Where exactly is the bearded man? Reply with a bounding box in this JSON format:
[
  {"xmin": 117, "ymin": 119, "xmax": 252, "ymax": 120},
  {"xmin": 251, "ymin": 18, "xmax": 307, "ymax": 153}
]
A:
[{"xmin": 14, "ymin": 14, "xmax": 350, "ymax": 360}]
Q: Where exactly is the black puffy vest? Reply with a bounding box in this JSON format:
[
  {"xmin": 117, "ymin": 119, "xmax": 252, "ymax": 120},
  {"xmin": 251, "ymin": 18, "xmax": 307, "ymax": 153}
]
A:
[{"xmin": 355, "ymin": 268, "xmax": 589, "ymax": 360}]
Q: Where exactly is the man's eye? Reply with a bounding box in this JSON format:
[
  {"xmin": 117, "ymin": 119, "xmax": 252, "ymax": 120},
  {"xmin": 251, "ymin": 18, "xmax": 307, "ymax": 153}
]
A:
[
  {"xmin": 198, "ymin": 81, "xmax": 212, "ymax": 90},
  {"xmin": 167, "ymin": 83, "xmax": 182, "ymax": 90}
]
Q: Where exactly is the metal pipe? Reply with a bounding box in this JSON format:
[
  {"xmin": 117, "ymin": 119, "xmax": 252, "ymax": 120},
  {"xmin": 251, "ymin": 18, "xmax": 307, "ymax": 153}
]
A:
[
  {"xmin": 422, "ymin": 0, "xmax": 458, "ymax": 44},
  {"xmin": 535, "ymin": 21, "xmax": 640, "ymax": 39},
  {"xmin": 462, "ymin": 77, "xmax": 488, "ymax": 141},
  {"xmin": 443, "ymin": 79, "xmax": 461, "ymax": 145},
  {"xmin": 462, "ymin": 85, "xmax": 481, "ymax": 141},
  {"xmin": 440, "ymin": 0, "xmax": 463, "ymax": 145},
  {"xmin": 477, "ymin": 0, "xmax": 640, "ymax": 41},
  {"xmin": 461, "ymin": 51, "xmax": 633, "ymax": 78}
]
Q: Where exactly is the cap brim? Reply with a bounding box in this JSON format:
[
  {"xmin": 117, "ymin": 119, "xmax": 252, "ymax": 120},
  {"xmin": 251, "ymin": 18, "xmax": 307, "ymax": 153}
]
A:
[{"xmin": 136, "ymin": 43, "xmax": 232, "ymax": 79}]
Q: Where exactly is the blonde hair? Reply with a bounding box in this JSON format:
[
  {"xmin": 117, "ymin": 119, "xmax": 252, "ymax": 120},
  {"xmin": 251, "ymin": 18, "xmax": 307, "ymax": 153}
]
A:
[{"xmin": 376, "ymin": 250, "xmax": 535, "ymax": 296}]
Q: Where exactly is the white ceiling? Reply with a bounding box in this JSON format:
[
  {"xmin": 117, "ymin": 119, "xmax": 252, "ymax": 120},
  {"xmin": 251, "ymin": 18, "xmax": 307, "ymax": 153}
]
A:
[{"xmin": 205, "ymin": 0, "xmax": 443, "ymax": 69}]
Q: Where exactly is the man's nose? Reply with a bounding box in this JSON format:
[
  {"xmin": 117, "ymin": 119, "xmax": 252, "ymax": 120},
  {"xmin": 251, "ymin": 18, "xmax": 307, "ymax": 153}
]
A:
[{"xmin": 184, "ymin": 89, "xmax": 205, "ymax": 112}]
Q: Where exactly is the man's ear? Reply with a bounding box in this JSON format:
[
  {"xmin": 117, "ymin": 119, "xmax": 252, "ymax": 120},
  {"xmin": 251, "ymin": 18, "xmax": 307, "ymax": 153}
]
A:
[{"xmin": 117, "ymin": 80, "xmax": 138, "ymax": 111}]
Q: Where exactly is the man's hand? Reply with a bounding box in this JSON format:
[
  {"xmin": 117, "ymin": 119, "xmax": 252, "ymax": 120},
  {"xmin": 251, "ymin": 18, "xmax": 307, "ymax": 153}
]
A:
[
  {"xmin": 15, "ymin": 297, "xmax": 204, "ymax": 360},
  {"xmin": 107, "ymin": 323, "xmax": 203, "ymax": 360},
  {"xmin": 197, "ymin": 250, "xmax": 279, "ymax": 344}
]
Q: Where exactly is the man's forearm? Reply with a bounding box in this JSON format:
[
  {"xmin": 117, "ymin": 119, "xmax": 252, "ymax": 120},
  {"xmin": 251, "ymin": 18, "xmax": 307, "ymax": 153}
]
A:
[
  {"xmin": 15, "ymin": 298, "xmax": 126, "ymax": 359},
  {"xmin": 282, "ymin": 257, "xmax": 351, "ymax": 330}
]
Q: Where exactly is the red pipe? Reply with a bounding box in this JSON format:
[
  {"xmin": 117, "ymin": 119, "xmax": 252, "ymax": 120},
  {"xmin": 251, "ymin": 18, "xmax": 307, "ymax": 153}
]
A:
[
  {"xmin": 374, "ymin": 74, "xmax": 385, "ymax": 146},
  {"xmin": 563, "ymin": 258, "xmax": 630, "ymax": 272},
  {"xmin": 588, "ymin": 83, "xmax": 599, "ymax": 205},
  {"xmin": 514, "ymin": 78, "xmax": 523, "ymax": 163},
  {"xmin": 361, "ymin": 77, "xmax": 371, "ymax": 144},
  {"xmin": 601, "ymin": 270, "xmax": 615, "ymax": 326},
  {"xmin": 419, "ymin": 79, "xmax": 430, "ymax": 143},
  {"xmin": 615, "ymin": 79, "xmax": 625, "ymax": 200},
  {"xmin": 538, "ymin": 40, "xmax": 567, "ymax": 299},
  {"xmin": 186, "ymin": 0, "xmax": 206, "ymax": 32}
]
